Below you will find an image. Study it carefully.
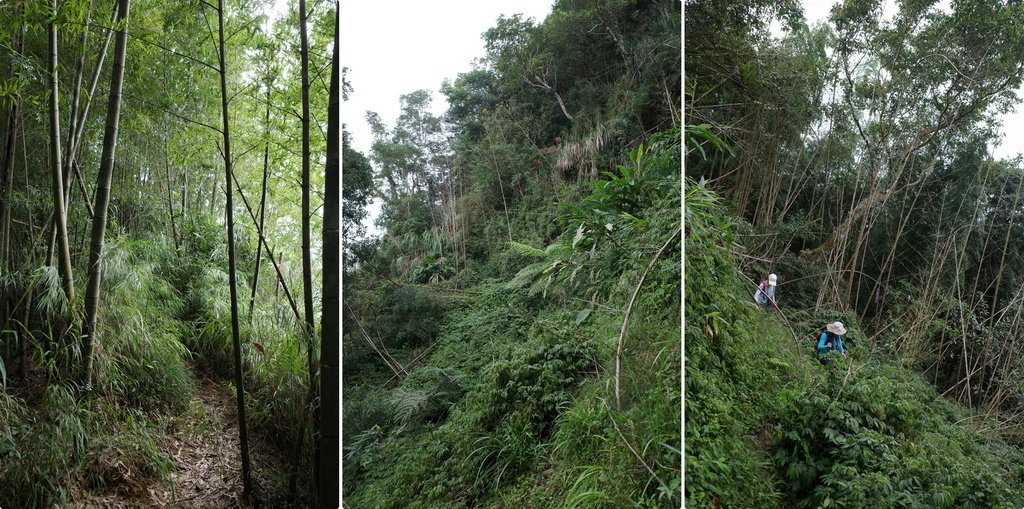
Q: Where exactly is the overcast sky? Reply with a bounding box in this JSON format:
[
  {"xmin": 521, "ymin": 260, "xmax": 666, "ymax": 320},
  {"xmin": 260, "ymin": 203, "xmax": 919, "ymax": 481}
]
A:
[
  {"xmin": 340, "ymin": 0, "xmax": 555, "ymax": 157},
  {"xmin": 339, "ymin": 1, "xmax": 555, "ymax": 236}
]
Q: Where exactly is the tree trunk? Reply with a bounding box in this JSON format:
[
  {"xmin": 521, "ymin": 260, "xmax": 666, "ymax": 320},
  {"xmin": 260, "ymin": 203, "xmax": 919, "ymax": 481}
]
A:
[
  {"xmin": 49, "ymin": 1, "xmax": 75, "ymax": 304},
  {"xmin": 291, "ymin": 0, "xmax": 317, "ymax": 498},
  {"xmin": 217, "ymin": 0, "xmax": 253, "ymax": 499},
  {"xmin": 210, "ymin": 175, "xmax": 218, "ymax": 216},
  {"xmin": 181, "ymin": 167, "xmax": 188, "ymax": 220},
  {"xmin": 164, "ymin": 139, "xmax": 178, "ymax": 248},
  {"xmin": 249, "ymin": 86, "xmax": 271, "ymax": 321},
  {"xmin": 0, "ymin": 94, "xmax": 19, "ymax": 269},
  {"xmin": 299, "ymin": 0, "xmax": 314, "ymax": 335},
  {"xmin": 82, "ymin": 0, "xmax": 130, "ymax": 392},
  {"xmin": 318, "ymin": 7, "xmax": 339, "ymax": 505}
]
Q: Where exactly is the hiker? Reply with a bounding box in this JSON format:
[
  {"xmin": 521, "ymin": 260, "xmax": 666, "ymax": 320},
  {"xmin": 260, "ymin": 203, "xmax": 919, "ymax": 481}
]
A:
[
  {"xmin": 817, "ymin": 321, "xmax": 847, "ymax": 363},
  {"xmin": 754, "ymin": 273, "xmax": 778, "ymax": 309}
]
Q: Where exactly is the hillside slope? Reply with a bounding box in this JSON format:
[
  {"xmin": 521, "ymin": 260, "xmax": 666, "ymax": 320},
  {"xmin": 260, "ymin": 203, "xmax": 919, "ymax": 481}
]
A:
[
  {"xmin": 685, "ymin": 182, "xmax": 1024, "ymax": 508},
  {"xmin": 343, "ymin": 139, "xmax": 681, "ymax": 508}
]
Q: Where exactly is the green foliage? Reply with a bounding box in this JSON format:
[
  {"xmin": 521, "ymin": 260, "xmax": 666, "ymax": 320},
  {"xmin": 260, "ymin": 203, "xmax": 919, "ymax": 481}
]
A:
[
  {"xmin": 686, "ymin": 186, "xmax": 1024, "ymax": 508},
  {"xmin": 441, "ymin": 69, "xmax": 501, "ymax": 143},
  {"xmin": 475, "ymin": 337, "xmax": 596, "ymax": 436},
  {"xmin": 429, "ymin": 281, "xmax": 534, "ymax": 375},
  {"xmin": 509, "ymin": 131, "xmax": 681, "ymax": 302},
  {"xmin": 343, "ymin": 130, "xmax": 375, "ymax": 243},
  {"xmin": 95, "ymin": 236, "xmax": 194, "ymax": 412},
  {"xmin": 366, "ymin": 285, "xmax": 446, "ymax": 349},
  {"xmin": 773, "ymin": 363, "xmax": 1024, "ymax": 507},
  {"xmin": 391, "ymin": 367, "xmax": 464, "ymax": 426},
  {"xmin": 344, "ymin": 1, "xmax": 681, "ymax": 506},
  {"xmin": 411, "ymin": 254, "xmax": 456, "ymax": 284},
  {"xmin": 0, "ymin": 385, "xmax": 87, "ymax": 508}
]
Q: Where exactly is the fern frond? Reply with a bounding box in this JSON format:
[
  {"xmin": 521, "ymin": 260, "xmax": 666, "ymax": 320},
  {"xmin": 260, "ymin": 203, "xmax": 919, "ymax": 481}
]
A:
[
  {"xmin": 545, "ymin": 242, "xmax": 571, "ymax": 259},
  {"xmin": 391, "ymin": 388, "xmax": 432, "ymax": 424},
  {"xmin": 507, "ymin": 262, "xmax": 549, "ymax": 288},
  {"xmin": 510, "ymin": 241, "xmax": 547, "ymax": 258}
]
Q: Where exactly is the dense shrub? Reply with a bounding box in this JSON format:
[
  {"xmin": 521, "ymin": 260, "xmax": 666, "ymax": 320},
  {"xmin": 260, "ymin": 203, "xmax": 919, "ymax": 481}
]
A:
[
  {"xmin": 96, "ymin": 237, "xmax": 194, "ymax": 412},
  {"xmin": 774, "ymin": 363, "xmax": 1024, "ymax": 507},
  {"xmin": 366, "ymin": 285, "xmax": 447, "ymax": 348}
]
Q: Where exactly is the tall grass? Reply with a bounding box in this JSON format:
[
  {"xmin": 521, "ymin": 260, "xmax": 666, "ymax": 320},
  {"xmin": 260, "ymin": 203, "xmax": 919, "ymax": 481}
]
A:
[
  {"xmin": 0, "ymin": 384, "xmax": 87, "ymax": 507},
  {"xmin": 95, "ymin": 236, "xmax": 194, "ymax": 411},
  {"xmin": 0, "ymin": 225, "xmax": 304, "ymax": 506}
]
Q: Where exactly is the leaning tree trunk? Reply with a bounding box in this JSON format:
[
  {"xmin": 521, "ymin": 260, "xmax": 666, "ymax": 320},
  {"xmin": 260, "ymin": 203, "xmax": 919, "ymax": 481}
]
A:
[
  {"xmin": 248, "ymin": 85, "xmax": 271, "ymax": 321},
  {"xmin": 49, "ymin": 0, "xmax": 75, "ymax": 304},
  {"xmin": 81, "ymin": 0, "xmax": 130, "ymax": 392},
  {"xmin": 317, "ymin": 5, "xmax": 339, "ymax": 505},
  {"xmin": 217, "ymin": 0, "xmax": 253, "ymax": 499}
]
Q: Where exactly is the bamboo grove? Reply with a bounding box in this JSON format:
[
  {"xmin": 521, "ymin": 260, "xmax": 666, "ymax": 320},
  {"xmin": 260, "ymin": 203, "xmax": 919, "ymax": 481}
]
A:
[
  {"xmin": 687, "ymin": 0, "xmax": 1024, "ymax": 506},
  {"xmin": 689, "ymin": 0, "xmax": 1024, "ymax": 415},
  {"xmin": 0, "ymin": 0, "xmax": 339, "ymax": 507}
]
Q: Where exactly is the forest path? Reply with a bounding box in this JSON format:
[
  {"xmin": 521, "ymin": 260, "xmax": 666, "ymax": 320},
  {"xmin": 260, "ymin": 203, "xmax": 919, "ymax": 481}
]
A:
[{"xmin": 72, "ymin": 370, "xmax": 289, "ymax": 508}]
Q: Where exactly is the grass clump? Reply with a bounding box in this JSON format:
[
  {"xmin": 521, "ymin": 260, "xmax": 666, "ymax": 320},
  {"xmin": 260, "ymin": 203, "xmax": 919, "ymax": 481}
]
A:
[{"xmin": 0, "ymin": 384, "xmax": 87, "ymax": 508}]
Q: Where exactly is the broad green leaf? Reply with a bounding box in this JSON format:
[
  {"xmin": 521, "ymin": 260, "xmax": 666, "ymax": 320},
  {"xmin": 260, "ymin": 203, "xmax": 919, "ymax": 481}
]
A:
[{"xmin": 575, "ymin": 307, "xmax": 593, "ymax": 326}]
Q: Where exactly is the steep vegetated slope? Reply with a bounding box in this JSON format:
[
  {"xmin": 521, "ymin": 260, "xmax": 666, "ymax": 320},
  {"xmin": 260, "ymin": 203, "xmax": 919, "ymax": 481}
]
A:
[
  {"xmin": 343, "ymin": 1, "xmax": 681, "ymax": 507},
  {"xmin": 685, "ymin": 1, "xmax": 1024, "ymax": 505},
  {"xmin": 686, "ymin": 180, "xmax": 1024, "ymax": 507}
]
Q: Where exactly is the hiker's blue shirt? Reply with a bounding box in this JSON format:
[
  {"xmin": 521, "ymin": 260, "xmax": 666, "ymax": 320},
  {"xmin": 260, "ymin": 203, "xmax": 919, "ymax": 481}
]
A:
[{"xmin": 817, "ymin": 332, "xmax": 845, "ymax": 354}]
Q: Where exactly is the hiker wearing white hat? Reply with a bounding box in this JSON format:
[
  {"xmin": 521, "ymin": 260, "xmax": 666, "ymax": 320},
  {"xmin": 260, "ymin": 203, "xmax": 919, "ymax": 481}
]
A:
[
  {"xmin": 817, "ymin": 321, "xmax": 847, "ymax": 360},
  {"xmin": 754, "ymin": 273, "xmax": 779, "ymax": 309}
]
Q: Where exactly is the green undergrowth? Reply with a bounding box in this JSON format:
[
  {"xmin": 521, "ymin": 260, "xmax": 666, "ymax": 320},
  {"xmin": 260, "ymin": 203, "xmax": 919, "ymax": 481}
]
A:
[
  {"xmin": 0, "ymin": 234, "xmax": 192, "ymax": 507},
  {"xmin": 344, "ymin": 132, "xmax": 681, "ymax": 507},
  {"xmin": 344, "ymin": 282, "xmax": 680, "ymax": 508},
  {"xmin": 0, "ymin": 383, "xmax": 175, "ymax": 507},
  {"xmin": 685, "ymin": 181, "xmax": 1024, "ymax": 508},
  {"xmin": 0, "ymin": 219, "xmax": 308, "ymax": 506},
  {"xmin": 95, "ymin": 235, "xmax": 195, "ymax": 412}
]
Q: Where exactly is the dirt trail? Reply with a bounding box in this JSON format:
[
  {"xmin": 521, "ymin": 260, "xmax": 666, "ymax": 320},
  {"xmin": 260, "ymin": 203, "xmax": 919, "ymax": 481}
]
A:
[{"xmin": 72, "ymin": 371, "xmax": 289, "ymax": 508}]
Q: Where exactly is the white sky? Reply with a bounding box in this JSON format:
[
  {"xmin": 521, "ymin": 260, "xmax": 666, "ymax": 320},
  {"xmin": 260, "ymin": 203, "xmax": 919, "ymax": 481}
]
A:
[
  {"xmin": 339, "ymin": 0, "xmax": 555, "ymax": 237},
  {"xmin": 795, "ymin": 0, "xmax": 1024, "ymax": 161},
  {"xmin": 340, "ymin": 0, "xmax": 555, "ymax": 157}
]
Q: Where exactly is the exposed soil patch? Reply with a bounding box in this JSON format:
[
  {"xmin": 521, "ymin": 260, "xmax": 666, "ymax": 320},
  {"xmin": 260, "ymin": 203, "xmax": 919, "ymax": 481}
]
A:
[{"xmin": 71, "ymin": 371, "xmax": 289, "ymax": 508}]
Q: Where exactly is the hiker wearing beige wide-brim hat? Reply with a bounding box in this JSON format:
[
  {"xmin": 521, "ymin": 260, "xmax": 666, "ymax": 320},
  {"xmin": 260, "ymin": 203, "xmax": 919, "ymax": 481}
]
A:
[
  {"xmin": 818, "ymin": 321, "xmax": 847, "ymax": 361},
  {"xmin": 826, "ymin": 321, "xmax": 847, "ymax": 336}
]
